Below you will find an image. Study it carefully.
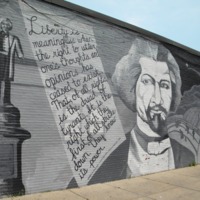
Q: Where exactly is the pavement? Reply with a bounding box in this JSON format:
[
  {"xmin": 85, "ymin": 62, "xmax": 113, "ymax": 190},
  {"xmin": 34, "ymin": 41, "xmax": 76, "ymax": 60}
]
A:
[{"xmin": 4, "ymin": 165, "xmax": 200, "ymax": 200}]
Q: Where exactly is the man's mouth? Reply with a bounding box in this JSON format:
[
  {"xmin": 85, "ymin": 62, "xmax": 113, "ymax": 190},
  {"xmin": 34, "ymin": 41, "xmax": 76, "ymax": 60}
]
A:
[
  {"xmin": 150, "ymin": 110, "xmax": 166, "ymax": 121},
  {"xmin": 146, "ymin": 105, "xmax": 168, "ymax": 132}
]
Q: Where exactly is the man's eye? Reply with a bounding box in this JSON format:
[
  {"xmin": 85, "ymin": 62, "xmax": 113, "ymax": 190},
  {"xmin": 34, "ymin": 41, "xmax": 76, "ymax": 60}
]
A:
[
  {"xmin": 160, "ymin": 82, "xmax": 169, "ymax": 89},
  {"xmin": 142, "ymin": 79, "xmax": 153, "ymax": 85}
]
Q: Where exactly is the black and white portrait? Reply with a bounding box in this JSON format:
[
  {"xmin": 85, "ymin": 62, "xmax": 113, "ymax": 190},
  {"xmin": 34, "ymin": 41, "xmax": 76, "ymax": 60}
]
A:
[{"xmin": 112, "ymin": 37, "xmax": 193, "ymax": 177}]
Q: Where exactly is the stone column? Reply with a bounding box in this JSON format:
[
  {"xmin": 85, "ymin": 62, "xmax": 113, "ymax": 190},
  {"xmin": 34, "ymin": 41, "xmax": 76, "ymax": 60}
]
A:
[{"xmin": 0, "ymin": 105, "xmax": 31, "ymax": 197}]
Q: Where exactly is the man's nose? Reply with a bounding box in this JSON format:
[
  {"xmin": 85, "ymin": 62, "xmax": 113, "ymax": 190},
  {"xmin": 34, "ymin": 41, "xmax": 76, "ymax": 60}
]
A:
[{"xmin": 152, "ymin": 83, "xmax": 163, "ymax": 105}]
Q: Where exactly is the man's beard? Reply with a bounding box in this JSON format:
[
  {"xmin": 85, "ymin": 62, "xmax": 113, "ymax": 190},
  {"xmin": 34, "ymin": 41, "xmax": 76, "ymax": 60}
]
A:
[{"xmin": 146, "ymin": 106, "xmax": 168, "ymax": 136}]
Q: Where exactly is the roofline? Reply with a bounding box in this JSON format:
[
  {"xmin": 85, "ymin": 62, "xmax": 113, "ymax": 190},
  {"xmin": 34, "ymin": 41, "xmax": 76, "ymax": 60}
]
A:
[{"xmin": 44, "ymin": 0, "xmax": 200, "ymax": 56}]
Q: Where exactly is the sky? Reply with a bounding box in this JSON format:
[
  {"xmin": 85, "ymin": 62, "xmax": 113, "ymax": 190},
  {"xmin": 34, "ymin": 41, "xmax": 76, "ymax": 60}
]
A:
[{"xmin": 65, "ymin": 0, "xmax": 200, "ymax": 52}]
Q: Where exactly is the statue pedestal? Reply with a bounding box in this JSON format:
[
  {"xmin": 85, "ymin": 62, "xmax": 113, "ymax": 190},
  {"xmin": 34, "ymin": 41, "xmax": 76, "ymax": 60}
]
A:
[{"xmin": 0, "ymin": 105, "xmax": 31, "ymax": 197}]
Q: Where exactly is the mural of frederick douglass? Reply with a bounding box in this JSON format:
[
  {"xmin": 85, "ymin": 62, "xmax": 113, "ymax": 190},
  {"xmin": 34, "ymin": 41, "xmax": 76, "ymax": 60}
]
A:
[
  {"xmin": 111, "ymin": 37, "xmax": 194, "ymax": 178},
  {"xmin": 0, "ymin": 18, "xmax": 23, "ymax": 105},
  {"xmin": 68, "ymin": 37, "xmax": 195, "ymax": 187}
]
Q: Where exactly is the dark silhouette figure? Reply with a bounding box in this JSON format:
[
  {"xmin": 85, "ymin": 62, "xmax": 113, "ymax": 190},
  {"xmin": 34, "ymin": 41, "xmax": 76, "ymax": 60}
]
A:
[{"xmin": 0, "ymin": 18, "xmax": 23, "ymax": 105}]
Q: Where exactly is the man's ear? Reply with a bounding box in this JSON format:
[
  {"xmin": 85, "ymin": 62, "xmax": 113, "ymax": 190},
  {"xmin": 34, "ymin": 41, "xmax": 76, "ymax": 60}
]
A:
[
  {"xmin": 130, "ymin": 88, "xmax": 137, "ymax": 112},
  {"xmin": 170, "ymin": 82, "xmax": 176, "ymax": 112},
  {"xmin": 170, "ymin": 71, "xmax": 176, "ymax": 84}
]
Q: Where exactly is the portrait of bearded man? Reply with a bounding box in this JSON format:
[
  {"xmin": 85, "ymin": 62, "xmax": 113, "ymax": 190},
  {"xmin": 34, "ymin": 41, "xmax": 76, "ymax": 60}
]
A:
[{"xmin": 111, "ymin": 37, "xmax": 194, "ymax": 177}]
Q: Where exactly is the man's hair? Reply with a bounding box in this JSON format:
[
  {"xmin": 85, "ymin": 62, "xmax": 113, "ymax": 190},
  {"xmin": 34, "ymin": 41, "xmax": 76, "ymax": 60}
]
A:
[
  {"xmin": 0, "ymin": 18, "xmax": 13, "ymax": 31},
  {"xmin": 112, "ymin": 37, "xmax": 182, "ymax": 113}
]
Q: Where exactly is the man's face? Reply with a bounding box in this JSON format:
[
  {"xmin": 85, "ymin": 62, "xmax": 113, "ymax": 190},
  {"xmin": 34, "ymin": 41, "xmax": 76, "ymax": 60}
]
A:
[
  {"xmin": 1, "ymin": 21, "xmax": 9, "ymax": 34},
  {"xmin": 136, "ymin": 57, "xmax": 172, "ymax": 133}
]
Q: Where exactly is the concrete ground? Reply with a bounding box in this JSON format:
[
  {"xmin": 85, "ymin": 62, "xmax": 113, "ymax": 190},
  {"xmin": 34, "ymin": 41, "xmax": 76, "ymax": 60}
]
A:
[{"xmin": 4, "ymin": 165, "xmax": 200, "ymax": 200}]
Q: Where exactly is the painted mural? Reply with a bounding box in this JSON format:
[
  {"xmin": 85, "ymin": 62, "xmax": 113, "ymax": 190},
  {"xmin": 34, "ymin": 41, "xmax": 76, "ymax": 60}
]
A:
[{"xmin": 0, "ymin": 0, "xmax": 200, "ymax": 197}]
